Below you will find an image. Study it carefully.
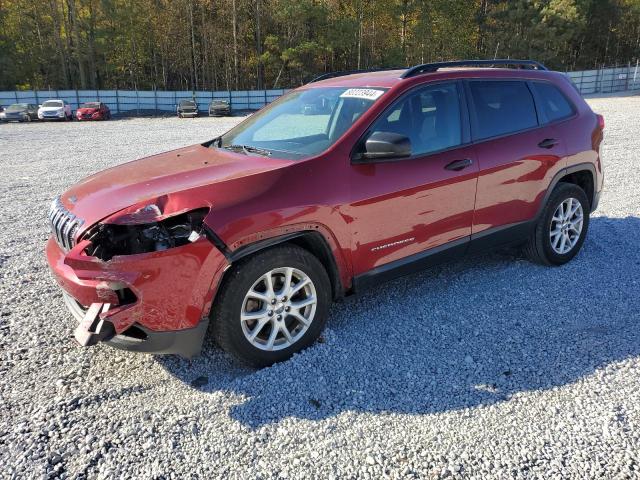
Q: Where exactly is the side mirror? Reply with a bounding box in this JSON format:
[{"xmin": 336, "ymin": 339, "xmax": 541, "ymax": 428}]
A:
[{"xmin": 354, "ymin": 131, "xmax": 411, "ymax": 162}]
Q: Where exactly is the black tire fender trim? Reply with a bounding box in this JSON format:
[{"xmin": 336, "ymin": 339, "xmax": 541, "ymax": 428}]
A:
[
  {"xmin": 228, "ymin": 232, "xmax": 308, "ymax": 262},
  {"xmin": 536, "ymin": 162, "xmax": 597, "ymax": 220},
  {"xmin": 228, "ymin": 230, "xmax": 344, "ymax": 300}
]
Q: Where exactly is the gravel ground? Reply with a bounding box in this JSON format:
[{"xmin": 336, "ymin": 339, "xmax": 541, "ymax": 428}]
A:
[{"xmin": 1, "ymin": 99, "xmax": 639, "ymax": 479}]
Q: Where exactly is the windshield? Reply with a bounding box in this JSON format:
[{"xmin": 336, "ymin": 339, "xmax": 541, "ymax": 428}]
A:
[
  {"xmin": 42, "ymin": 100, "xmax": 63, "ymax": 108},
  {"xmin": 179, "ymin": 100, "xmax": 196, "ymax": 107},
  {"xmin": 7, "ymin": 104, "xmax": 28, "ymax": 111},
  {"xmin": 219, "ymin": 87, "xmax": 388, "ymax": 159},
  {"xmin": 81, "ymin": 102, "xmax": 100, "ymax": 108}
]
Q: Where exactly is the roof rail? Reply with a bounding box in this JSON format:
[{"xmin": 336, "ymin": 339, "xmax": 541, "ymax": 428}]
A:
[
  {"xmin": 400, "ymin": 59, "xmax": 547, "ymax": 79},
  {"xmin": 308, "ymin": 67, "xmax": 405, "ymax": 84}
]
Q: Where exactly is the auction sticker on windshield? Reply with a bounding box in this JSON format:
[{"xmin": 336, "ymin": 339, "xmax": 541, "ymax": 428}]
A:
[{"xmin": 340, "ymin": 88, "xmax": 385, "ymax": 100}]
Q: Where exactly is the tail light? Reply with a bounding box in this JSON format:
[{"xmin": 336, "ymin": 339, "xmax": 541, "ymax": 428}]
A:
[{"xmin": 596, "ymin": 114, "xmax": 605, "ymax": 130}]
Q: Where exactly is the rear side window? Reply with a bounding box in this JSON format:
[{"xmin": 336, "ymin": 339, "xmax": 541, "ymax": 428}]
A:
[
  {"xmin": 531, "ymin": 82, "xmax": 574, "ymax": 123},
  {"xmin": 468, "ymin": 81, "xmax": 538, "ymax": 140}
]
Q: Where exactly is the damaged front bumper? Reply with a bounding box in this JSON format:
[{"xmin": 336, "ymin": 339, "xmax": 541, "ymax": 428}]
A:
[
  {"xmin": 63, "ymin": 293, "xmax": 210, "ymax": 357},
  {"xmin": 46, "ymin": 235, "xmax": 229, "ymax": 358}
]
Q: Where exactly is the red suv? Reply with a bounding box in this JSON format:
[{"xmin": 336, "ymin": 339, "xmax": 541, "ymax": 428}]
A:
[{"xmin": 46, "ymin": 60, "xmax": 604, "ymax": 367}]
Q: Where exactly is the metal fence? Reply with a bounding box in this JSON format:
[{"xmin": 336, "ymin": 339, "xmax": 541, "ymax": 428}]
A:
[
  {"xmin": 0, "ymin": 89, "xmax": 289, "ymax": 116},
  {"xmin": 1, "ymin": 63, "xmax": 638, "ymax": 116},
  {"xmin": 566, "ymin": 63, "xmax": 640, "ymax": 95}
]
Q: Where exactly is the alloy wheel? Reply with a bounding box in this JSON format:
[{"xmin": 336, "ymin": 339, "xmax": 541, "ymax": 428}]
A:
[
  {"xmin": 241, "ymin": 267, "xmax": 317, "ymax": 351},
  {"xmin": 549, "ymin": 197, "xmax": 584, "ymax": 254}
]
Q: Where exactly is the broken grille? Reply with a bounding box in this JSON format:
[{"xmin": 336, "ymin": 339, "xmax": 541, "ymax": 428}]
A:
[{"xmin": 48, "ymin": 197, "xmax": 84, "ymax": 251}]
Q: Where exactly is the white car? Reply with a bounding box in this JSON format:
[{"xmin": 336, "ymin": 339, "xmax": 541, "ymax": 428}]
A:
[{"xmin": 38, "ymin": 100, "xmax": 72, "ymax": 121}]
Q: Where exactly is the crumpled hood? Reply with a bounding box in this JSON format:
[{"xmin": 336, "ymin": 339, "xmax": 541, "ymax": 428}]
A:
[
  {"xmin": 77, "ymin": 107, "xmax": 98, "ymax": 114},
  {"xmin": 60, "ymin": 144, "xmax": 288, "ymax": 231}
]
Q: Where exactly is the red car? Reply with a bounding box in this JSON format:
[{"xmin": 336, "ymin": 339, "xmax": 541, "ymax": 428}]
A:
[
  {"xmin": 76, "ymin": 102, "xmax": 111, "ymax": 121},
  {"xmin": 46, "ymin": 59, "xmax": 604, "ymax": 367}
]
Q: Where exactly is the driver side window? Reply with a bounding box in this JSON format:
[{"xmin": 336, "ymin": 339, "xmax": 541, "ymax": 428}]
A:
[{"xmin": 370, "ymin": 83, "xmax": 462, "ymax": 156}]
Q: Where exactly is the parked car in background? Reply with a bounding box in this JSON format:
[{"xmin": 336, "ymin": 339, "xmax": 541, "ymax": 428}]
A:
[
  {"xmin": 38, "ymin": 100, "xmax": 72, "ymax": 120},
  {"xmin": 1, "ymin": 103, "xmax": 39, "ymax": 122},
  {"xmin": 177, "ymin": 100, "xmax": 198, "ymax": 118},
  {"xmin": 45, "ymin": 59, "xmax": 604, "ymax": 367},
  {"xmin": 76, "ymin": 102, "xmax": 111, "ymax": 121},
  {"xmin": 209, "ymin": 100, "xmax": 231, "ymax": 117}
]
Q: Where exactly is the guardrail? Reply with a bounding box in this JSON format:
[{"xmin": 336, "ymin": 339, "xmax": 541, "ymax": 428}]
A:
[{"xmin": 0, "ymin": 89, "xmax": 289, "ymax": 116}]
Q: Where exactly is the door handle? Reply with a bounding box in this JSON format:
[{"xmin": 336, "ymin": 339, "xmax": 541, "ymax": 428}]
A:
[
  {"xmin": 444, "ymin": 158, "xmax": 473, "ymax": 171},
  {"xmin": 538, "ymin": 138, "xmax": 558, "ymax": 149}
]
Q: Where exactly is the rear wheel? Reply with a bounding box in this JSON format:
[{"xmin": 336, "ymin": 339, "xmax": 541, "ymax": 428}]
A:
[
  {"xmin": 524, "ymin": 183, "xmax": 590, "ymax": 265},
  {"xmin": 212, "ymin": 245, "xmax": 331, "ymax": 367}
]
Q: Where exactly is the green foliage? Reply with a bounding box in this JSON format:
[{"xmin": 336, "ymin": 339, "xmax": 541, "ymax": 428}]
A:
[{"xmin": 0, "ymin": 0, "xmax": 638, "ymax": 90}]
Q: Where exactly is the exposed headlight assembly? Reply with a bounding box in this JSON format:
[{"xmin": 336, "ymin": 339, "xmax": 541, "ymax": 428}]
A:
[{"xmin": 84, "ymin": 208, "xmax": 209, "ymax": 261}]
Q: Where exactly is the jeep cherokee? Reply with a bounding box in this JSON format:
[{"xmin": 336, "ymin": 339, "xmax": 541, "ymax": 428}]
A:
[{"xmin": 46, "ymin": 59, "xmax": 604, "ymax": 367}]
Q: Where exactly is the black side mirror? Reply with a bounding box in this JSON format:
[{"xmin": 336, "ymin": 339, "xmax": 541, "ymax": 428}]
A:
[{"xmin": 354, "ymin": 131, "xmax": 411, "ymax": 162}]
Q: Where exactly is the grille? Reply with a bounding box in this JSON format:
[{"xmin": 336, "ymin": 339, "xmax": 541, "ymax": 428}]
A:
[{"xmin": 48, "ymin": 197, "xmax": 84, "ymax": 251}]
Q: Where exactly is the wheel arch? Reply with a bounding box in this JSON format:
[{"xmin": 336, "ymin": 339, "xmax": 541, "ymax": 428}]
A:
[
  {"xmin": 539, "ymin": 163, "xmax": 596, "ymax": 217},
  {"xmin": 219, "ymin": 229, "xmax": 347, "ymax": 301}
]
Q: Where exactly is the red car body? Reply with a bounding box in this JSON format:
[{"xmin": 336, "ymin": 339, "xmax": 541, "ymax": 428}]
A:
[
  {"xmin": 76, "ymin": 102, "xmax": 111, "ymax": 121},
  {"xmin": 46, "ymin": 62, "xmax": 603, "ymax": 357}
]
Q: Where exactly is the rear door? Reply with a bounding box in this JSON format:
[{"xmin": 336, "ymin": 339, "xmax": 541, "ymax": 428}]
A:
[
  {"xmin": 466, "ymin": 79, "xmax": 566, "ymax": 241},
  {"xmin": 349, "ymin": 81, "xmax": 479, "ymax": 274}
]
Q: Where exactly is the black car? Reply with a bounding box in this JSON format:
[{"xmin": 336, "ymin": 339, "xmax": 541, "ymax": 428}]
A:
[
  {"xmin": 208, "ymin": 100, "xmax": 231, "ymax": 117},
  {"xmin": 177, "ymin": 100, "xmax": 198, "ymax": 118},
  {"xmin": 1, "ymin": 103, "xmax": 39, "ymax": 122}
]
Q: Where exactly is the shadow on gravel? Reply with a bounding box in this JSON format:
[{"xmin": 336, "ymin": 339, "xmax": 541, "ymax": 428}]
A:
[{"xmin": 158, "ymin": 216, "xmax": 640, "ymax": 428}]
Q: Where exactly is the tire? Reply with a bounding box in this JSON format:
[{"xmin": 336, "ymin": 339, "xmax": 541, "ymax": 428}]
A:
[
  {"xmin": 524, "ymin": 182, "xmax": 590, "ymax": 266},
  {"xmin": 212, "ymin": 244, "xmax": 331, "ymax": 367}
]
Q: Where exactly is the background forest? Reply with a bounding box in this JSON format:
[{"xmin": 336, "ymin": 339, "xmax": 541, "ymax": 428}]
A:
[{"xmin": 1, "ymin": 0, "xmax": 639, "ymax": 91}]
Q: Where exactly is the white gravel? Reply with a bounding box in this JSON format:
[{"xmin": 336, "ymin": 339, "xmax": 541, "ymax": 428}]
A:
[{"xmin": 1, "ymin": 100, "xmax": 639, "ymax": 479}]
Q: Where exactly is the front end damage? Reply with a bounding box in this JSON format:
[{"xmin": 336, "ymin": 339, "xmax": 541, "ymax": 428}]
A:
[{"xmin": 46, "ymin": 206, "xmax": 230, "ymax": 358}]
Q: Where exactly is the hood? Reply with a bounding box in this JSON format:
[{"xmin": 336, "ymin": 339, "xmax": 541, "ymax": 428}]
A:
[
  {"xmin": 77, "ymin": 107, "xmax": 99, "ymax": 114},
  {"xmin": 60, "ymin": 144, "xmax": 288, "ymax": 231},
  {"xmin": 40, "ymin": 106, "xmax": 63, "ymax": 111},
  {"xmin": 6, "ymin": 106, "xmax": 27, "ymax": 112}
]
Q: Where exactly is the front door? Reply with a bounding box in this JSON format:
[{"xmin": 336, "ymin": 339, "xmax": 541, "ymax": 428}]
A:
[{"xmin": 348, "ymin": 82, "xmax": 479, "ymax": 275}]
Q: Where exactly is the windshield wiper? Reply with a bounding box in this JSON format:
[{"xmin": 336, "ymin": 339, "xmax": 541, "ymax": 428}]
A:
[{"xmin": 222, "ymin": 144, "xmax": 272, "ymax": 157}]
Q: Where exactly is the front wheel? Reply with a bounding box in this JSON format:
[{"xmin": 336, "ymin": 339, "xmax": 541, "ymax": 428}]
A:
[
  {"xmin": 212, "ymin": 245, "xmax": 331, "ymax": 367},
  {"xmin": 524, "ymin": 183, "xmax": 590, "ymax": 266}
]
